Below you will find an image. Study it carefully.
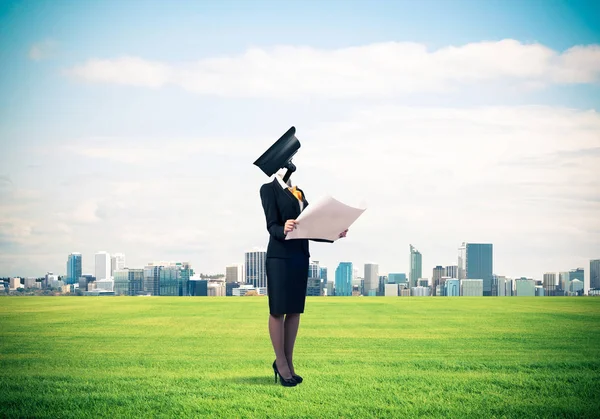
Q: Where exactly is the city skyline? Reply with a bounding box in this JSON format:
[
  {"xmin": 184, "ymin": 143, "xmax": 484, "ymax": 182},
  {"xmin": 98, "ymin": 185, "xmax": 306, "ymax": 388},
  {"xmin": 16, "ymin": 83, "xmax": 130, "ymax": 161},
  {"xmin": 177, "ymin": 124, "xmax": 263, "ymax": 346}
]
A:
[{"xmin": 1, "ymin": 1, "xmax": 599, "ymax": 280}]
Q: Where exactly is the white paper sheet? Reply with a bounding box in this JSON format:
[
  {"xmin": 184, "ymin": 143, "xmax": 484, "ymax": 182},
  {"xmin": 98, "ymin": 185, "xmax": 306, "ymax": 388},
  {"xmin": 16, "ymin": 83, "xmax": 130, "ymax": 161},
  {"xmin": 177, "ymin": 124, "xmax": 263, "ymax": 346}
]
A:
[{"xmin": 285, "ymin": 196, "xmax": 367, "ymax": 241}]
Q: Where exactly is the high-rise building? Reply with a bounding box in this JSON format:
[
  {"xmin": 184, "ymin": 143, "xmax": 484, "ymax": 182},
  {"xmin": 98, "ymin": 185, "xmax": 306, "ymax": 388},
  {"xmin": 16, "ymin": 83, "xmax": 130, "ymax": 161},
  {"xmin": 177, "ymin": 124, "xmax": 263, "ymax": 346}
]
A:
[
  {"xmin": 409, "ymin": 245, "xmax": 422, "ymax": 288},
  {"xmin": 591, "ymin": 259, "xmax": 600, "ymax": 290},
  {"xmin": 160, "ymin": 262, "xmax": 193, "ymax": 296},
  {"xmin": 559, "ymin": 271, "xmax": 570, "ymax": 294},
  {"xmin": 543, "ymin": 272, "xmax": 557, "ymax": 296},
  {"xmin": 245, "ymin": 250, "xmax": 267, "ymax": 289},
  {"xmin": 95, "ymin": 251, "xmax": 111, "ymax": 281},
  {"xmin": 515, "ymin": 278, "xmax": 535, "ymax": 296},
  {"xmin": 225, "ymin": 264, "xmax": 244, "ymax": 283},
  {"xmin": 66, "ymin": 253, "xmax": 82, "ymax": 285},
  {"xmin": 364, "ymin": 263, "xmax": 379, "ymax": 296},
  {"xmin": 445, "ymin": 265, "xmax": 458, "ymax": 279},
  {"xmin": 388, "ymin": 273, "xmax": 407, "ymax": 285},
  {"xmin": 335, "ymin": 262, "xmax": 353, "ymax": 296},
  {"xmin": 445, "ymin": 279, "xmax": 460, "ymax": 296},
  {"xmin": 320, "ymin": 267, "xmax": 328, "ymax": 284},
  {"xmin": 378, "ymin": 275, "xmax": 388, "ymax": 296},
  {"xmin": 307, "ymin": 261, "xmax": 323, "ymax": 296},
  {"xmin": 458, "ymin": 242, "xmax": 493, "ymax": 296},
  {"xmin": 113, "ymin": 269, "xmax": 144, "ymax": 296},
  {"xmin": 570, "ymin": 279, "xmax": 584, "ymax": 295},
  {"xmin": 432, "ymin": 266, "xmax": 444, "ymax": 293},
  {"xmin": 496, "ymin": 276, "xmax": 507, "ymax": 297},
  {"xmin": 569, "ymin": 268, "xmax": 584, "ymax": 292},
  {"xmin": 384, "ymin": 283, "xmax": 399, "ymax": 296},
  {"xmin": 111, "ymin": 253, "xmax": 125, "ymax": 276},
  {"xmin": 461, "ymin": 279, "xmax": 483, "ymax": 296}
]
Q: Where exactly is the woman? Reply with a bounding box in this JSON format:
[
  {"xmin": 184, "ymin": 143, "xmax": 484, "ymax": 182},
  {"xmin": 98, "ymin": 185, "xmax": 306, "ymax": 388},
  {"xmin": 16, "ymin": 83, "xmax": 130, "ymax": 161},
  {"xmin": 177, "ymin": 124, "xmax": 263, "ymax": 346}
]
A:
[{"xmin": 260, "ymin": 169, "xmax": 347, "ymax": 387}]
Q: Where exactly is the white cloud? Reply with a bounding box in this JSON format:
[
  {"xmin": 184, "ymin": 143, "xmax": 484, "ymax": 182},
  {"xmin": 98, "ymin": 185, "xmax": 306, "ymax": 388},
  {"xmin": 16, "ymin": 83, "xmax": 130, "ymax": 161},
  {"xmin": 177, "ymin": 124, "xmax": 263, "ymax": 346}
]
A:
[
  {"xmin": 29, "ymin": 39, "xmax": 58, "ymax": 61},
  {"xmin": 66, "ymin": 40, "xmax": 600, "ymax": 98}
]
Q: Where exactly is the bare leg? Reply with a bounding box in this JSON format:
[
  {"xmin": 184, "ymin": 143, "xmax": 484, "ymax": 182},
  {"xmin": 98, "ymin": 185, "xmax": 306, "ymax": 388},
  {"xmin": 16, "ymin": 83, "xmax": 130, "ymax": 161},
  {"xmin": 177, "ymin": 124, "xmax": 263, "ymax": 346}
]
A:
[
  {"xmin": 269, "ymin": 314, "xmax": 293, "ymax": 379},
  {"xmin": 284, "ymin": 313, "xmax": 301, "ymax": 375}
]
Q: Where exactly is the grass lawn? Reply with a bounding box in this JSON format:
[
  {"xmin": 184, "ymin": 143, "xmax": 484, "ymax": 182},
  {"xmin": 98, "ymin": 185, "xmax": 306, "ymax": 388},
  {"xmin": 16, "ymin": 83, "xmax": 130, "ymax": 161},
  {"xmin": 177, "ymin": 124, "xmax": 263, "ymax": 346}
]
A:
[{"xmin": 1, "ymin": 296, "xmax": 599, "ymax": 418}]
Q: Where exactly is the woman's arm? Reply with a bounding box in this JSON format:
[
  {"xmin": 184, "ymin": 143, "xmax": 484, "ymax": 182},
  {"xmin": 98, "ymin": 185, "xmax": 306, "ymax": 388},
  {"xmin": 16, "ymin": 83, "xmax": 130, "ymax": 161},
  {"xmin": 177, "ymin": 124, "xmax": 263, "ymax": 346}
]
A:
[{"xmin": 260, "ymin": 184, "xmax": 286, "ymax": 241}]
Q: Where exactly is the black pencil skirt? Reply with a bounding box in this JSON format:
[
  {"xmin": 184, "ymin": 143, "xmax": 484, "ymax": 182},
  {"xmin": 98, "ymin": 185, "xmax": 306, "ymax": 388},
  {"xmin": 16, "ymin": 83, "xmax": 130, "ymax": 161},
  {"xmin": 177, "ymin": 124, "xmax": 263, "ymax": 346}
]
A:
[{"xmin": 266, "ymin": 254, "xmax": 309, "ymax": 315}]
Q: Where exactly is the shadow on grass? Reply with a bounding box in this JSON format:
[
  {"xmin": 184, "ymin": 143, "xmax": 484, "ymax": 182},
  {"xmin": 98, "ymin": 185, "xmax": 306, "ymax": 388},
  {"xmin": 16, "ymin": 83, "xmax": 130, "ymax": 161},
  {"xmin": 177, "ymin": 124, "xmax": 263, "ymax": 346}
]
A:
[{"xmin": 227, "ymin": 375, "xmax": 275, "ymax": 386}]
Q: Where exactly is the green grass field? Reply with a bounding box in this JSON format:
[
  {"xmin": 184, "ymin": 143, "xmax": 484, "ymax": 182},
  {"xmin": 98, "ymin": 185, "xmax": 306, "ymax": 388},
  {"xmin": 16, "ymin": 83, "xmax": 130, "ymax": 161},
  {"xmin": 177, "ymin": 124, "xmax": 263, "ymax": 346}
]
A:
[{"xmin": 1, "ymin": 297, "xmax": 599, "ymax": 418}]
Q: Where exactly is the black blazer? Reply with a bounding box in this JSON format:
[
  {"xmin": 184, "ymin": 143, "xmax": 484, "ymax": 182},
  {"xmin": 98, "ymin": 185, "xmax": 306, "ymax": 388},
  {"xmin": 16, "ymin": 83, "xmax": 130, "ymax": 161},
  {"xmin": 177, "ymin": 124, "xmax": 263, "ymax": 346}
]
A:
[{"xmin": 260, "ymin": 179, "xmax": 332, "ymax": 259}]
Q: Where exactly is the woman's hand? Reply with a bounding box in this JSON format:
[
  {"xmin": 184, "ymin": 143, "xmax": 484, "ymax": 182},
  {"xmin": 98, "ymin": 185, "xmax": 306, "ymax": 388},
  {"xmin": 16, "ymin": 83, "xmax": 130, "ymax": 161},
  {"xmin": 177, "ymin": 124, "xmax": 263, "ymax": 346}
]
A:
[
  {"xmin": 339, "ymin": 229, "xmax": 349, "ymax": 238},
  {"xmin": 284, "ymin": 219, "xmax": 298, "ymax": 235}
]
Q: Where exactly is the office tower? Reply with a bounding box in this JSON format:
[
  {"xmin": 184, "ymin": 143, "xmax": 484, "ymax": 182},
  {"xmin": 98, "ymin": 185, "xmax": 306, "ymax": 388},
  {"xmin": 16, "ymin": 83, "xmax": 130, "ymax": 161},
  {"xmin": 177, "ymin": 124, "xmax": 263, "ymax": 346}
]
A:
[
  {"xmin": 307, "ymin": 261, "xmax": 323, "ymax": 296},
  {"xmin": 460, "ymin": 279, "xmax": 483, "ymax": 296},
  {"xmin": 388, "ymin": 273, "xmax": 407, "ymax": 285},
  {"xmin": 515, "ymin": 278, "xmax": 536, "ymax": 296},
  {"xmin": 111, "ymin": 253, "xmax": 125, "ymax": 276},
  {"xmin": 245, "ymin": 250, "xmax": 267, "ymax": 289},
  {"xmin": 496, "ymin": 276, "xmax": 507, "ymax": 297},
  {"xmin": 445, "ymin": 279, "xmax": 460, "ymax": 296},
  {"xmin": 364, "ymin": 263, "xmax": 379, "ymax": 296},
  {"xmin": 559, "ymin": 271, "xmax": 570, "ymax": 295},
  {"xmin": 570, "ymin": 279, "xmax": 584, "ymax": 295},
  {"xmin": 411, "ymin": 286, "xmax": 430, "ymax": 296},
  {"xmin": 95, "ymin": 251, "xmax": 111, "ymax": 281},
  {"xmin": 417, "ymin": 278, "xmax": 429, "ymax": 288},
  {"xmin": 458, "ymin": 242, "xmax": 493, "ymax": 296},
  {"xmin": 335, "ymin": 262, "xmax": 353, "ymax": 296},
  {"xmin": 591, "ymin": 260, "xmax": 600, "ymax": 290},
  {"xmin": 113, "ymin": 269, "xmax": 144, "ymax": 296},
  {"xmin": 543, "ymin": 272, "xmax": 557, "ymax": 296},
  {"xmin": 445, "ymin": 265, "xmax": 458, "ymax": 279},
  {"xmin": 569, "ymin": 268, "xmax": 584, "ymax": 293},
  {"xmin": 505, "ymin": 278, "xmax": 514, "ymax": 296},
  {"xmin": 409, "ymin": 245, "xmax": 422, "ymax": 288},
  {"xmin": 432, "ymin": 266, "xmax": 444, "ymax": 292},
  {"xmin": 378, "ymin": 275, "xmax": 388, "ymax": 296},
  {"xmin": 160, "ymin": 262, "xmax": 193, "ymax": 296},
  {"xmin": 320, "ymin": 267, "xmax": 328, "ymax": 284},
  {"xmin": 535, "ymin": 286, "xmax": 545, "ymax": 296},
  {"xmin": 384, "ymin": 283, "xmax": 399, "ymax": 296},
  {"xmin": 225, "ymin": 264, "xmax": 244, "ymax": 283},
  {"xmin": 66, "ymin": 253, "xmax": 82, "ymax": 285}
]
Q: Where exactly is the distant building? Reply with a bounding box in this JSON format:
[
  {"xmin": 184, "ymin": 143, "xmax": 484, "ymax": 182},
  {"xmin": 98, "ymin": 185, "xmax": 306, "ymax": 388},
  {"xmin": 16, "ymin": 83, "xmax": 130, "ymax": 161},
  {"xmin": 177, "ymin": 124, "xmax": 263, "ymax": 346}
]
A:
[
  {"xmin": 411, "ymin": 286, "xmax": 430, "ymax": 296},
  {"xmin": 225, "ymin": 265, "xmax": 244, "ymax": 283},
  {"xmin": 226, "ymin": 282, "xmax": 241, "ymax": 296},
  {"xmin": 543, "ymin": 272, "xmax": 557, "ymax": 296},
  {"xmin": 189, "ymin": 279, "xmax": 208, "ymax": 296},
  {"xmin": 384, "ymin": 283, "xmax": 398, "ymax": 297},
  {"xmin": 496, "ymin": 276, "xmax": 507, "ymax": 297},
  {"xmin": 208, "ymin": 281, "xmax": 226, "ymax": 296},
  {"xmin": 459, "ymin": 242, "xmax": 493, "ymax": 296},
  {"xmin": 417, "ymin": 278, "xmax": 429, "ymax": 288},
  {"xmin": 9, "ymin": 277, "xmax": 22, "ymax": 290},
  {"xmin": 515, "ymin": 279, "xmax": 536, "ymax": 296},
  {"xmin": 24, "ymin": 277, "xmax": 39, "ymax": 289},
  {"xmin": 570, "ymin": 279, "xmax": 584, "ymax": 295},
  {"xmin": 95, "ymin": 251, "xmax": 111, "ymax": 281},
  {"xmin": 378, "ymin": 275, "xmax": 388, "ymax": 296},
  {"xmin": 409, "ymin": 245, "xmax": 422, "ymax": 288},
  {"xmin": 78, "ymin": 275, "xmax": 95, "ymax": 292},
  {"xmin": 335, "ymin": 262, "xmax": 353, "ymax": 296},
  {"xmin": 96, "ymin": 278, "xmax": 114, "ymax": 292},
  {"xmin": 591, "ymin": 259, "xmax": 600, "ymax": 290},
  {"xmin": 113, "ymin": 269, "xmax": 144, "ymax": 296},
  {"xmin": 388, "ymin": 273, "xmax": 407, "ymax": 286},
  {"xmin": 559, "ymin": 271, "xmax": 570, "ymax": 294},
  {"xmin": 535, "ymin": 286, "xmax": 545, "ymax": 296},
  {"xmin": 432, "ymin": 266, "xmax": 445, "ymax": 292},
  {"xmin": 461, "ymin": 279, "xmax": 483, "ymax": 296},
  {"xmin": 320, "ymin": 267, "xmax": 328, "ymax": 284},
  {"xmin": 66, "ymin": 253, "xmax": 82, "ymax": 285},
  {"xmin": 245, "ymin": 250, "xmax": 267, "ymax": 289},
  {"xmin": 364, "ymin": 263, "xmax": 379, "ymax": 296},
  {"xmin": 445, "ymin": 279, "xmax": 460, "ymax": 296},
  {"xmin": 445, "ymin": 265, "xmax": 458, "ymax": 279},
  {"xmin": 400, "ymin": 287, "xmax": 411, "ymax": 297},
  {"xmin": 111, "ymin": 253, "xmax": 125, "ymax": 276},
  {"xmin": 505, "ymin": 278, "xmax": 514, "ymax": 296}
]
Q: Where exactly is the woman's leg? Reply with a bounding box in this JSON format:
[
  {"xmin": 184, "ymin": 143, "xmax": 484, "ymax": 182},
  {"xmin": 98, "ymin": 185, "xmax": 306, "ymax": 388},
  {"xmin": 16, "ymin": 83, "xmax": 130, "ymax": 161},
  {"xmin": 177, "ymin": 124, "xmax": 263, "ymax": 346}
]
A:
[
  {"xmin": 269, "ymin": 314, "xmax": 293, "ymax": 379},
  {"xmin": 283, "ymin": 313, "xmax": 301, "ymax": 375}
]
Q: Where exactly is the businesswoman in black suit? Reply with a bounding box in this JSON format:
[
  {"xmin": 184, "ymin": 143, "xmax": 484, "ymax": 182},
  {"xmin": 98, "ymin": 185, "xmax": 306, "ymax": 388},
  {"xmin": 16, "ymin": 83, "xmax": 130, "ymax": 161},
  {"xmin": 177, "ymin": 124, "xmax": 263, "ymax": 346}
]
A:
[{"xmin": 260, "ymin": 169, "xmax": 347, "ymax": 387}]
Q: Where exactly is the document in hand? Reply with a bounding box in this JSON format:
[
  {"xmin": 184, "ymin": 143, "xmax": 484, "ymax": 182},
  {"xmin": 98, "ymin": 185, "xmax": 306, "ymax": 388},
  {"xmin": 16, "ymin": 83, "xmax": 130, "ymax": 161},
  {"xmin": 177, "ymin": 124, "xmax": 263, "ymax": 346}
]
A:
[{"xmin": 285, "ymin": 196, "xmax": 367, "ymax": 242}]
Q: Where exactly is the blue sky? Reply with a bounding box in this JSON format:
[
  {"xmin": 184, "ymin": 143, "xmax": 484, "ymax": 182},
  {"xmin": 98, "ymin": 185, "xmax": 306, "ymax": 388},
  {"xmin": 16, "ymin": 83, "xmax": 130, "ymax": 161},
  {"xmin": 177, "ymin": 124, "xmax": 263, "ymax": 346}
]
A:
[{"xmin": 1, "ymin": 0, "xmax": 599, "ymax": 288}]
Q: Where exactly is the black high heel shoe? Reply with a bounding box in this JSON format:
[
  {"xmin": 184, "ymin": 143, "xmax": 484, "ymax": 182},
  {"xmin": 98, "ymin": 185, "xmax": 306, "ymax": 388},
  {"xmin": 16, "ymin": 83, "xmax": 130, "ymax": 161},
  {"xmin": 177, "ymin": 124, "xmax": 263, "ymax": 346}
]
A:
[
  {"xmin": 272, "ymin": 360, "xmax": 297, "ymax": 387},
  {"xmin": 292, "ymin": 374, "xmax": 303, "ymax": 384}
]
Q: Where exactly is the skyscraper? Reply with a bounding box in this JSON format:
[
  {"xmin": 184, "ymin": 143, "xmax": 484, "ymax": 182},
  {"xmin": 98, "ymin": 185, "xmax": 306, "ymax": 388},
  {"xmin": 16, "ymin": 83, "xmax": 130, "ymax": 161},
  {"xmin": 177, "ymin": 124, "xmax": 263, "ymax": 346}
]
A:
[
  {"xmin": 66, "ymin": 253, "xmax": 82, "ymax": 285},
  {"xmin": 364, "ymin": 263, "xmax": 379, "ymax": 296},
  {"xmin": 458, "ymin": 242, "xmax": 493, "ymax": 296},
  {"xmin": 432, "ymin": 265, "xmax": 444, "ymax": 293},
  {"xmin": 388, "ymin": 273, "xmax": 407, "ymax": 285},
  {"xmin": 409, "ymin": 245, "xmax": 422, "ymax": 288},
  {"xmin": 225, "ymin": 264, "xmax": 244, "ymax": 283},
  {"xmin": 245, "ymin": 250, "xmax": 267, "ymax": 289},
  {"xmin": 95, "ymin": 251, "xmax": 111, "ymax": 281},
  {"xmin": 307, "ymin": 261, "xmax": 322, "ymax": 296},
  {"xmin": 111, "ymin": 253, "xmax": 125, "ymax": 276},
  {"xmin": 543, "ymin": 272, "xmax": 557, "ymax": 296},
  {"xmin": 335, "ymin": 262, "xmax": 353, "ymax": 296},
  {"xmin": 590, "ymin": 259, "xmax": 600, "ymax": 290},
  {"xmin": 445, "ymin": 265, "xmax": 458, "ymax": 279}
]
